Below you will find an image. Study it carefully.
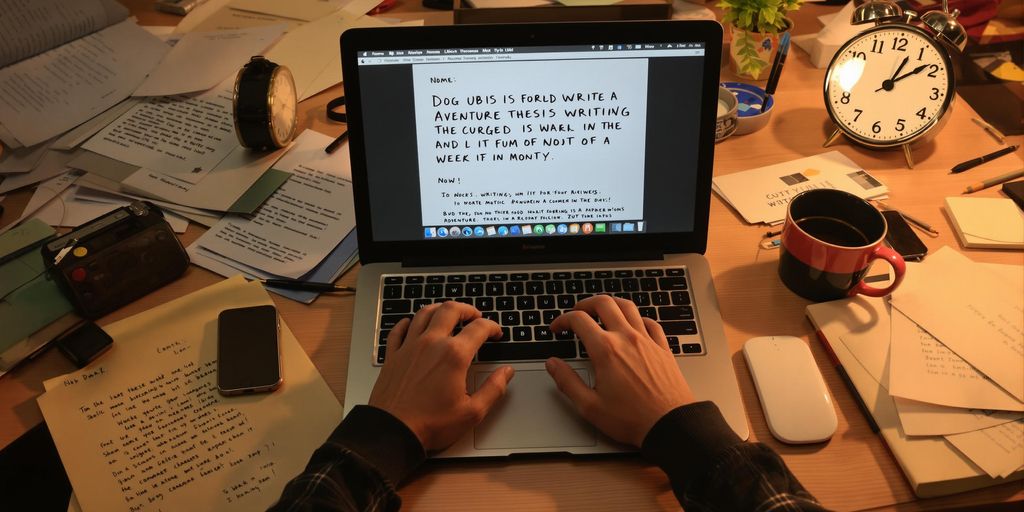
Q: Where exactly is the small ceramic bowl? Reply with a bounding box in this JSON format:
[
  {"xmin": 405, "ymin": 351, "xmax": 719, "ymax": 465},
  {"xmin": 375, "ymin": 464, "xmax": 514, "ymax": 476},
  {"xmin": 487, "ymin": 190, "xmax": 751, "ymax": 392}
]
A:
[
  {"xmin": 721, "ymin": 81, "xmax": 775, "ymax": 135},
  {"xmin": 715, "ymin": 86, "xmax": 738, "ymax": 143}
]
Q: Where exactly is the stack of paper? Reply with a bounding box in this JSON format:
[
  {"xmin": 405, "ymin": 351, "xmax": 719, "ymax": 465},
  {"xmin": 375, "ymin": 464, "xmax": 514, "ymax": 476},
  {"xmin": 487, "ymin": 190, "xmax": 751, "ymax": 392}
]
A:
[
  {"xmin": 188, "ymin": 130, "xmax": 359, "ymax": 303},
  {"xmin": 808, "ymin": 247, "xmax": 1024, "ymax": 496},
  {"xmin": 712, "ymin": 151, "xmax": 889, "ymax": 225}
]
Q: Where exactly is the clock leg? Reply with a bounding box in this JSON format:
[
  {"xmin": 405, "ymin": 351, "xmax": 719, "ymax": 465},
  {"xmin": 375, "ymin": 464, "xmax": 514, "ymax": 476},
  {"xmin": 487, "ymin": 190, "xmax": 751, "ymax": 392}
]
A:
[
  {"xmin": 823, "ymin": 127, "xmax": 842, "ymax": 148},
  {"xmin": 902, "ymin": 144, "xmax": 914, "ymax": 169}
]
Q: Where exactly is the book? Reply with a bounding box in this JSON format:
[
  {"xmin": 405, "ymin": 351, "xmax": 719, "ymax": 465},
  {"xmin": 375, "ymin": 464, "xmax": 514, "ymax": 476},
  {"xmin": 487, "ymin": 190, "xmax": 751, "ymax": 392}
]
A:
[
  {"xmin": 944, "ymin": 196, "xmax": 1024, "ymax": 249},
  {"xmin": 806, "ymin": 294, "xmax": 1024, "ymax": 498}
]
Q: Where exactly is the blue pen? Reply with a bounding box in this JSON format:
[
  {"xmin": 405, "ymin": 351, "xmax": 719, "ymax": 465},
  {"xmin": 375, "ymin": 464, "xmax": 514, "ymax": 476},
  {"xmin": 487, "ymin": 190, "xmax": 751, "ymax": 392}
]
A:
[{"xmin": 761, "ymin": 32, "xmax": 790, "ymax": 113}]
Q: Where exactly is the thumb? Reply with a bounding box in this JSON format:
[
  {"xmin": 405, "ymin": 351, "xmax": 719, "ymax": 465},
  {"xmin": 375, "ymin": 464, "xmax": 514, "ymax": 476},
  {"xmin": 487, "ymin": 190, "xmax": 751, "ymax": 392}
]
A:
[
  {"xmin": 545, "ymin": 357, "xmax": 598, "ymax": 418},
  {"xmin": 468, "ymin": 366, "xmax": 515, "ymax": 420}
]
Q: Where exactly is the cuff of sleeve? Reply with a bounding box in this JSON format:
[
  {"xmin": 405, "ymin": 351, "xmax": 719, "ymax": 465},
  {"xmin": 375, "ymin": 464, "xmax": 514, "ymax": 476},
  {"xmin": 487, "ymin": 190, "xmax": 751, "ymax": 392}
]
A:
[
  {"xmin": 640, "ymin": 401, "xmax": 743, "ymax": 484},
  {"xmin": 332, "ymin": 405, "xmax": 427, "ymax": 485}
]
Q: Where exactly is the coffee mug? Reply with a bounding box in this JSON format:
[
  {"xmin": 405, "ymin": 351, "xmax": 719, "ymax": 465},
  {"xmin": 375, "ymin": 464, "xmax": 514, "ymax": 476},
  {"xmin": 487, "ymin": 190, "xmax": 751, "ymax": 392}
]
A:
[{"xmin": 779, "ymin": 189, "xmax": 905, "ymax": 301}]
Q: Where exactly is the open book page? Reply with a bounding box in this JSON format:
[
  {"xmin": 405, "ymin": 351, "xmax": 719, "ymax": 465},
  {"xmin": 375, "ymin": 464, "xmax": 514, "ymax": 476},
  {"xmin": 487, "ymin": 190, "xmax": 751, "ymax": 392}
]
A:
[
  {"xmin": 0, "ymin": 0, "xmax": 128, "ymax": 68},
  {"xmin": 38, "ymin": 277, "xmax": 343, "ymax": 512}
]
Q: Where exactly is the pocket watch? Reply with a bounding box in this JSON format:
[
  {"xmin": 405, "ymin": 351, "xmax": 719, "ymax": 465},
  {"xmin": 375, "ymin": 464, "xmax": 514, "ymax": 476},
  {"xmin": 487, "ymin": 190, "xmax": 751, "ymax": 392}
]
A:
[
  {"xmin": 233, "ymin": 56, "xmax": 298, "ymax": 150},
  {"xmin": 823, "ymin": 0, "xmax": 967, "ymax": 168}
]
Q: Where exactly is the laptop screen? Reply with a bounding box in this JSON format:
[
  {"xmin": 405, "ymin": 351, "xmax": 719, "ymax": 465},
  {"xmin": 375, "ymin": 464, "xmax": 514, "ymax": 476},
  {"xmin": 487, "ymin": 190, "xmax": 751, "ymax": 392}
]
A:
[{"xmin": 354, "ymin": 40, "xmax": 707, "ymax": 242}]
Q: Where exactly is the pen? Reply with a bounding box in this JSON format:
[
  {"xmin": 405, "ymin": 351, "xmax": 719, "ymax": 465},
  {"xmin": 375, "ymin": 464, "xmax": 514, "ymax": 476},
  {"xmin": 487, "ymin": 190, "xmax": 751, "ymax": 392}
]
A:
[
  {"xmin": 813, "ymin": 329, "xmax": 881, "ymax": 434},
  {"xmin": 324, "ymin": 130, "xmax": 349, "ymax": 154},
  {"xmin": 260, "ymin": 279, "xmax": 356, "ymax": 293},
  {"xmin": 964, "ymin": 169, "xmax": 1024, "ymax": 194},
  {"xmin": 873, "ymin": 201, "xmax": 939, "ymax": 237},
  {"xmin": 761, "ymin": 32, "xmax": 790, "ymax": 113},
  {"xmin": 971, "ymin": 117, "xmax": 1006, "ymax": 144},
  {"xmin": 950, "ymin": 145, "xmax": 1018, "ymax": 174}
]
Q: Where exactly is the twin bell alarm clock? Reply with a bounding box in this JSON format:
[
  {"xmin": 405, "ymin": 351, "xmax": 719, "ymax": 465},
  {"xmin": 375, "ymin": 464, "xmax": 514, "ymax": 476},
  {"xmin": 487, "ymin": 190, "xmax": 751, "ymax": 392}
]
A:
[{"xmin": 823, "ymin": 0, "xmax": 967, "ymax": 168}]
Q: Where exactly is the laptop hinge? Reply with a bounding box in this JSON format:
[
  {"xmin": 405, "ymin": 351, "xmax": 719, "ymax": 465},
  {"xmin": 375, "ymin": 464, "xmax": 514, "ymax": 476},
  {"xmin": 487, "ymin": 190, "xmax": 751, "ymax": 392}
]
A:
[{"xmin": 402, "ymin": 250, "xmax": 664, "ymax": 268}]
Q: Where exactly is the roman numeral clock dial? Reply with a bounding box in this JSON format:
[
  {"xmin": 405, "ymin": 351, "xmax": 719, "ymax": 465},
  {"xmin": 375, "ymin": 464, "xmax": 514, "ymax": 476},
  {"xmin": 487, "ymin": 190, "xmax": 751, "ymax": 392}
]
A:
[{"xmin": 822, "ymin": 1, "xmax": 966, "ymax": 168}]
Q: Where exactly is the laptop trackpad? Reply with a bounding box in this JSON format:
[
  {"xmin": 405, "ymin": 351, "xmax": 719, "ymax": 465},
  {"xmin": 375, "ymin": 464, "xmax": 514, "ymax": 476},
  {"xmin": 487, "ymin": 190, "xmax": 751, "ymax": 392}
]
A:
[{"xmin": 473, "ymin": 369, "xmax": 597, "ymax": 450}]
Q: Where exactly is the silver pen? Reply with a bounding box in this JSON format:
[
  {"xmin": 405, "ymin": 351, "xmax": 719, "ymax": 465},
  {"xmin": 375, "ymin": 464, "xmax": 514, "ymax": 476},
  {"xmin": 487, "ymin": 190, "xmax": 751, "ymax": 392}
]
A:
[
  {"xmin": 874, "ymin": 201, "xmax": 940, "ymax": 237},
  {"xmin": 971, "ymin": 117, "xmax": 1006, "ymax": 145}
]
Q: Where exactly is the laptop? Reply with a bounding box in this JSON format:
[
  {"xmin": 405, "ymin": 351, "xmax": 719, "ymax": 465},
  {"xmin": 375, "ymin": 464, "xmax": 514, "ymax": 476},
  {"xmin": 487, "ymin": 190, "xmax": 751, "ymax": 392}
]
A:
[{"xmin": 340, "ymin": 20, "xmax": 748, "ymax": 457}]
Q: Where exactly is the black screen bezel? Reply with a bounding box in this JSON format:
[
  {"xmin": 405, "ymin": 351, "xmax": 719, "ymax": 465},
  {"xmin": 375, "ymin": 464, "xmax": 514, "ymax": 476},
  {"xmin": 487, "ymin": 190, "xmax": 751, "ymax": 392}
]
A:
[{"xmin": 340, "ymin": 21, "xmax": 723, "ymax": 265}]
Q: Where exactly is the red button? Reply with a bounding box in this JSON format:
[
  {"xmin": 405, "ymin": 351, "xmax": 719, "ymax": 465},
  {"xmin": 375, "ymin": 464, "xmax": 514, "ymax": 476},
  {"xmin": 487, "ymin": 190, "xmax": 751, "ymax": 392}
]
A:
[{"xmin": 71, "ymin": 267, "xmax": 87, "ymax": 282}]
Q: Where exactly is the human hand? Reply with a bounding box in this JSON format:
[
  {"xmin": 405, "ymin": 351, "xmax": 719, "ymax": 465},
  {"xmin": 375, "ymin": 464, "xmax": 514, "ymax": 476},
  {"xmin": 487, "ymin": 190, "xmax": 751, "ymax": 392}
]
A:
[
  {"xmin": 546, "ymin": 295, "xmax": 695, "ymax": 447},
  {"xmin": 369, "ymin": 301, "xmax": 515, "ymax": 452}
]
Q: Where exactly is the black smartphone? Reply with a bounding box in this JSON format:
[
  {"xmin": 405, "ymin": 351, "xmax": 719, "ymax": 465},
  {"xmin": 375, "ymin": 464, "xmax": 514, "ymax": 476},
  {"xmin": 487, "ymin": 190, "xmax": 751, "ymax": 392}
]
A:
[
  {"xmin": 881, "ymin": 210, "xmax": 928, "ymax": 261},
  {"xmin": 217, "ymin": 305, "xmax": 282, "ymax": 395}
]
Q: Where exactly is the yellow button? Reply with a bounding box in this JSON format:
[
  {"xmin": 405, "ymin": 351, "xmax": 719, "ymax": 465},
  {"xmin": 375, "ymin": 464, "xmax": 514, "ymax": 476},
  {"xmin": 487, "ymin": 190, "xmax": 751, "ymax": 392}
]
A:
[{"xmin": 72, "ymin": 247, "xmax": 88, "ymax": 258}]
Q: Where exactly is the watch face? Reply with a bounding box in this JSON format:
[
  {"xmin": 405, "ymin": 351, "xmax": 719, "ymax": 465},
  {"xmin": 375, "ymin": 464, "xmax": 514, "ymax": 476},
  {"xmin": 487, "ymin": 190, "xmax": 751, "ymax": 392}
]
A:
[
  {"xmin": 825, "ymin": 25, "xmax": 953, "ymax": 146},
  {"xmin": 269, "ymin": 67, "xmax": 297, "ymax": 146}
]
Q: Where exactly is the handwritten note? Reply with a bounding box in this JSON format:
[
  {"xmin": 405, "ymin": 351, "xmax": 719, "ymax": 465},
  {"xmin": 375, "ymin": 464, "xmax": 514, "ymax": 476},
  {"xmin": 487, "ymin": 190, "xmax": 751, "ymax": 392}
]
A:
[
  {"xmin": 890, "ymin": 247, "xmax": 1024, "ymax": 403},
  {"xmin": 945, "ymin": 419, "xmax": 1024, "ymax": 478},
  {"xmin": 38, "ymin": 277, "xmax": 342, "ymax": 512},
  {"xmin": 888, "ymin": 308, "xmax": 1023, "ymax": 411},
  {"xmin": 893, "ymin": 396, "xmax": 1022, "ymax": 437}
]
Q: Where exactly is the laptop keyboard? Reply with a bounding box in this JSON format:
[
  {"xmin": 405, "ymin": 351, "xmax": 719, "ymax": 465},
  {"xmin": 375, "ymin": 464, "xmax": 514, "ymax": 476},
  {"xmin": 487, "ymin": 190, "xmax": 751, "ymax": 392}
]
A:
[{"xmin": 373, "ymin": 267, "xmax": 704, "ymax": 365}]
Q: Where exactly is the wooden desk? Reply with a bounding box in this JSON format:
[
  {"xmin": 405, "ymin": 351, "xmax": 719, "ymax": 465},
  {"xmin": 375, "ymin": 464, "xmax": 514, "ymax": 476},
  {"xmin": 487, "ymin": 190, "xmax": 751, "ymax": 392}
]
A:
[{"xmin": 1, "ymin": 1, "xmax": 1021, "ymax": 510}]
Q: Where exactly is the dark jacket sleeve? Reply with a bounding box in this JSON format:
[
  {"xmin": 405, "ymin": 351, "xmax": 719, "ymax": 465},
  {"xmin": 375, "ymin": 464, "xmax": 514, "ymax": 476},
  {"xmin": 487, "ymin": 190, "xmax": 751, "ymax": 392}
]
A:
[
  {"xmin": 641, "ymin": 401, "xmax": 830, "ymax": 511},
  {"xmin": 267, "ymin": 405, "xmax": 426, "ymax": 512}
]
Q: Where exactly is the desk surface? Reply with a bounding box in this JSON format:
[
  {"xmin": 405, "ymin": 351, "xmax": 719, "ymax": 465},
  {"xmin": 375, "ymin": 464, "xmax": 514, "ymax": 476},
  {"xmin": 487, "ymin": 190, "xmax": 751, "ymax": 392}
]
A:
[{"xmin": 1, "ymin": 1, "xmax": 1022, "ymax": 510}]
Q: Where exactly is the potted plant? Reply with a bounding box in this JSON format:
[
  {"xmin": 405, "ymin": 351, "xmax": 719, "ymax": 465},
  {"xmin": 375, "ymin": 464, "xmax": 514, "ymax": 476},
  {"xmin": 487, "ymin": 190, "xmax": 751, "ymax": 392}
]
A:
[{"xmin": 718, "ymin": 0, "xmax": 801, "ymax": 80}]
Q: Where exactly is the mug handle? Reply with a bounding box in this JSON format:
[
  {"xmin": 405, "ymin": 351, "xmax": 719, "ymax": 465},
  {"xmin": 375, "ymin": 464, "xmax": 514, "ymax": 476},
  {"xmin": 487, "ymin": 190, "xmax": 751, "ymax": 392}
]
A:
[{"xmin": 848, "ymin": 245, "xmax": 906, "ymax": 298}]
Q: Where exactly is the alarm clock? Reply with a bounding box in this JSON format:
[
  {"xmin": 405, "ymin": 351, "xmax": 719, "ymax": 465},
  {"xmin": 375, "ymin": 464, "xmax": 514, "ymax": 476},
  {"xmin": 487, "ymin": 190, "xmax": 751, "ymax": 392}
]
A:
[
  {"xmin": 232, "ymin": 56, "xmax": 298, "ymax": 150},
  {"xmin": 823, "ymin": 0, "xmax": 967, "ymax": 168}
]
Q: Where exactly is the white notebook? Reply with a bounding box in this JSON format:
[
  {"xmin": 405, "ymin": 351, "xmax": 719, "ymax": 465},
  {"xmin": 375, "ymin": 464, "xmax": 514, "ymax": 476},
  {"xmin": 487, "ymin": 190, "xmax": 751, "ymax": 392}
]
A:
[{"xmin": 944, "ymin": 196, "xmax": 1024, "ymax": 250}]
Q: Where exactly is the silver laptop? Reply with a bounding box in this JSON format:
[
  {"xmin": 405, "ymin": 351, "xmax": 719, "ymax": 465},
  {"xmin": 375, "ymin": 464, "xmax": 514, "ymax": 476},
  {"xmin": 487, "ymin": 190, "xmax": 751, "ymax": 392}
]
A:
[{"xmin": 340, "ymin": 20, "xmax": 748, "ymax": 457}]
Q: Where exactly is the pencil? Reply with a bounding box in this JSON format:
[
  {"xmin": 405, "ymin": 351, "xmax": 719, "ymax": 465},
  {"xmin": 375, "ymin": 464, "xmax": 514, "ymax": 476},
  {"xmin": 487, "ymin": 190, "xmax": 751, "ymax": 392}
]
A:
[{"xmin": 964, "ymin": 169, "xmax": 1024, "ymax": 194}]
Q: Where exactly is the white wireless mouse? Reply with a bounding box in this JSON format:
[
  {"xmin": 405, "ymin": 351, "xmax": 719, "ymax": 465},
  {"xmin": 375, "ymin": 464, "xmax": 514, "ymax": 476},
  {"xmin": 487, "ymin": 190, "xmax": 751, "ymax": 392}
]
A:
[{"xmin": 743, "ymin": 336, "xmax": 837, "ymax": 444}]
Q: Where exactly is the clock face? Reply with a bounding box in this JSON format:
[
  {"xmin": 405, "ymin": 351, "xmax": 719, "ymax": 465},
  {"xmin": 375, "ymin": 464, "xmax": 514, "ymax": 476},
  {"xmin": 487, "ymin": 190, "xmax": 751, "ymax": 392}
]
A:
[
  {"xmin": 269, "ymin": 67, "xmax": 297, "ymax": 145},
  {"xmin": 825, "ymin": 25, "xmax": 953, "ymax": 146}
]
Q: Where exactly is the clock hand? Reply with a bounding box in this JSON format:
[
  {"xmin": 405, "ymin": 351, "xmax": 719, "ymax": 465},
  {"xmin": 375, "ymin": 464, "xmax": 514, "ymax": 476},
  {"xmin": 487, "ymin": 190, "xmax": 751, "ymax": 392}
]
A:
[
  {"xmin": 876, "ymin": 56, "xmax": 909, "ymax": 92},
  {"xmin": 891, "ymin": 64, "xmax": 929, "ymax": 83}
]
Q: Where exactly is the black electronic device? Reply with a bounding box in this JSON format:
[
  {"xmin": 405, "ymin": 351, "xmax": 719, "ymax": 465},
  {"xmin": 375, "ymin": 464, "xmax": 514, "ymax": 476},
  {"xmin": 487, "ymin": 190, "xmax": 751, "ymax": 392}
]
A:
[
  {"xmin": 881, "ymin": 210, "xmax": 928, "ymax": 261},
  {"xmin": 55, "ymin": 321, "xmax": 113, "ymax": 368},
  {"xmin": 41, "ymin": 201, "xmax": 189, "ymax": 319},
  {"xmin": 217, "ymin": 305, "xmax": 282, "ymax": 396}
]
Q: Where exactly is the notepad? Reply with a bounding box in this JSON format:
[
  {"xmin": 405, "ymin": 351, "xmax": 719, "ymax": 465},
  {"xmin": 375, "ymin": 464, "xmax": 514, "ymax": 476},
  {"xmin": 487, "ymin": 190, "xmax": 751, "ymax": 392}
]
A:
[{"xmin": 944, "ymin": 196, "xmax": 1024, "ymax": 249}]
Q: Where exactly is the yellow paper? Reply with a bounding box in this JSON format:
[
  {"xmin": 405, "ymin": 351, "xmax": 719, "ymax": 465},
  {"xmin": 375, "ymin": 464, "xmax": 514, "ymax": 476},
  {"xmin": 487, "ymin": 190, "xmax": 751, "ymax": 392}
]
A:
[{"xmin": 39, "ymin": 276, "xmax": 343, "ymax": 512}]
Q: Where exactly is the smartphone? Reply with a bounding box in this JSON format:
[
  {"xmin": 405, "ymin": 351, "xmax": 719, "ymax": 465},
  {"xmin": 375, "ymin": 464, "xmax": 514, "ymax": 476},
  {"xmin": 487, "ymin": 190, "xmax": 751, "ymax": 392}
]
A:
[
  {"xmin": 217, "ymin": 305, "xmax": 282, "ymax": 395},
  {"xmin": 881, "ymin": 210, "xmax": 928, "ymax": 261}
]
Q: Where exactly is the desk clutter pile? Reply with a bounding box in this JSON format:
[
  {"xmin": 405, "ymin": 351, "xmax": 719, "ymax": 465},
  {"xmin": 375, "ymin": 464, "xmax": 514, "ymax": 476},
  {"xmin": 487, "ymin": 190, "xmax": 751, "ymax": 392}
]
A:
[{"xmin": 0, "ymin": 0, "xmax": 420, "ymax": 367}]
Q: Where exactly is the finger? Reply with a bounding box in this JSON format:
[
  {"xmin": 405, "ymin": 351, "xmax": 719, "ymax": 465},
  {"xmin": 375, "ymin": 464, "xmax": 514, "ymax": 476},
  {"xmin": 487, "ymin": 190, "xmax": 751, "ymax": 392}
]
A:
[
  {"xmin": 643, "ymin": 317, "xmax": 670, "ymax": 351},
  {"xmin": 573, "ymin": 295, "xmax": 631, "ymax": 332},
  {"xmin": 454, "ymin": 317, "xmax": 503, "ymax": 356},
  {"xmin": 468, "ymin": 366, "xmax": 515, "ymax": 422},
  {"xmin": 550, "ymin": 310, "xmax": 606, "ymax": 357},
  {"xmin": 425, "ymin": 301, "xmax": 481, "ymax": 336},
  {"xmin": 545, "ymin": 357, "xmax": 599, "ymax": 420},
  {"xmin": 612, "ymin": 296, "xmax": 647, "ymax": 333},
  {"xmin": 385, "ymin": 317, "xmax": 411, "ymax": 356},
  {"xmin": 407, "ymin": 303, "xmax": 441, "ymax": 340}
]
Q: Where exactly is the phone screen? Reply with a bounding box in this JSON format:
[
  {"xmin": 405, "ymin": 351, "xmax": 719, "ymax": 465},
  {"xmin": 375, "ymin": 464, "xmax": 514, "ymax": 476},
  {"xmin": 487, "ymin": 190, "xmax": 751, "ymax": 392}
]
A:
[
  {"xmin": 217, "ymin": 305, "xmax": 281, "ymax": 394},
  {"xmin": 881, "ymin": 210, "xmax": 928, "ymax": 261}
]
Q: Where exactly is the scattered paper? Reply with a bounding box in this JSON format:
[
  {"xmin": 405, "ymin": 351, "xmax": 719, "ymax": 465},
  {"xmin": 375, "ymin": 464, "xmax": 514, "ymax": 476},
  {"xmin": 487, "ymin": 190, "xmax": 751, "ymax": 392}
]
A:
[
  {"xmin": 84, "ymin": 82, "xmax": 238, "ymax": 179},
  {"xmin": 888, "ymin": 307, "xmax": 1022, "ymax": 411},
  {"xmin": 945, "ymin": 419, "xmax": 1024, "ymax": 478},
  {"xmin": 0, "ymin": 148, "xmax": 79, "ymax": 195},
  {"xmin": 893, "ymin": 397, "xmax": 1022, "ymax": 437},
  {"xmin": 38, "ymin": 277, "xmax": 344, "ymax": 512},
  {"xmin": 29, "ymin": 185, "xmax": 189, "ymax": 233},
  {"xmin": 230, "ymin": 0, "xmax": 343, "ymax": 21},
  {"xmin": 889, "ymin": 247, "xmax": 1024, "ymax": 402},
  {"xmin": 134, "ymin": 24, "xmax": 287, "ymax": 97},
  {"xmin": 0, "ymin": 0, "xmax": 128, "ymax": 68},
  {"xmin": 0, "ymin": 20, "xmax": 169, "ymax": 147},
  {"xmin": 50, "ymin": 99, "xmax": 141, "ymax": 151},
  {"xmin": 712, "ymin": 151, "xmax": 888, "ymax": 225},
  {"xmin": 0, "ymin": 138, "xmax": 54, "ymax": 174},
  {"xmin": 189, "ymin": 6, "xmax": 306, "ymax": 33},
  {"xmin": 197, "ymin": 131, "xmax": 356, "ymax": 278}
]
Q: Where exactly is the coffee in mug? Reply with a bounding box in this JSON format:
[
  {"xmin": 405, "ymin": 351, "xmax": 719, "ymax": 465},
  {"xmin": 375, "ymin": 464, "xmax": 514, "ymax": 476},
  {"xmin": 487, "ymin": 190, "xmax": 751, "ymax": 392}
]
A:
[{"xmin": 779, "ymin": 189, "xmax": 905, "ymax": 301}]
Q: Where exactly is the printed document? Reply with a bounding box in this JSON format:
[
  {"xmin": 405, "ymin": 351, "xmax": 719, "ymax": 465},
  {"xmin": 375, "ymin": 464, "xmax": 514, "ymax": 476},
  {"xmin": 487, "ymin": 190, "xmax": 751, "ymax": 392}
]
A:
[
  {"xmin": 38, "ymin": 277, "xmax": 344, "ymax": 512},
  {"xmin": 889, "ymin": 247, "xmax": 1024, "ymax": 403},
  {"xmin": 893, "ymin": 397, "xmax": 1021, "ymax": 437},
  {"xmin": 0, "ymin": 20, "xmax": 168, "ymax": 147},
  {"xmin": 945, "ymin": 419, "xmax": 1024, "ymax": 479},
  {"xmin": 196, "ymin": 130, "xmax": 356, "ymax": 278},
  {"xmin": 0, "ymin": 0, "xmax": 128, "ymax": 68}
]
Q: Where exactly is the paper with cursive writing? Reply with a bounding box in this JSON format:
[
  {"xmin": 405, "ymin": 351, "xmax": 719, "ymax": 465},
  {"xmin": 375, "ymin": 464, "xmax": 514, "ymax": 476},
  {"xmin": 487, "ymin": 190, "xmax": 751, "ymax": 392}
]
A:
[{"xmin": 39, "ymin": 276, "xmax": 342, "ymax": 512}]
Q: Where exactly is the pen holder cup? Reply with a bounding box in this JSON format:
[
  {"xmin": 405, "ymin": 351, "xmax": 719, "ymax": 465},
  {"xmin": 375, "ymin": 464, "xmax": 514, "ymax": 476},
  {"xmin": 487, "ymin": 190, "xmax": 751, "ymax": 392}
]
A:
[
  {"xmin": 716, "ymin": 86, "xmax": 738, "ymax": 143},
  {"xmin": 722, "ymin": 82, "xmax": 774, "ymax": 135}
]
